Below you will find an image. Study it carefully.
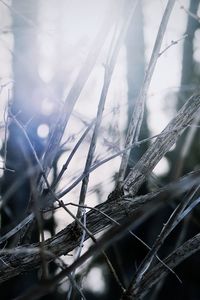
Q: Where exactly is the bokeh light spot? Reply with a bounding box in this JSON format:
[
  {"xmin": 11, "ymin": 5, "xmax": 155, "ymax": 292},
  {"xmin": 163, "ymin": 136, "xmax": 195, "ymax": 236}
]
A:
[{"xmin": 37, "ymin": 123, "xmax": 49, "ymax": 139}]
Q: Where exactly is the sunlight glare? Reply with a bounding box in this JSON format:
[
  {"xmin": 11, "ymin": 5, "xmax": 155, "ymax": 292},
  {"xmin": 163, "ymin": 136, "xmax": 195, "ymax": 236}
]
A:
[
  {"xmin": 153, "ymin": 157, "xmax": 170, "ymax": 176},
  {"xmin": 83, "ymin": 267, "xmax": 106, "ymax": 294}
]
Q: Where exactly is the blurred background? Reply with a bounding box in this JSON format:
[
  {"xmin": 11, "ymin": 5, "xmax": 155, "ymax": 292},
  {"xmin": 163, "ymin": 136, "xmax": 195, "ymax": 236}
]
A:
[{"xmin": 0, "ymin": 0, "xmax": 200, "ymax": 299}]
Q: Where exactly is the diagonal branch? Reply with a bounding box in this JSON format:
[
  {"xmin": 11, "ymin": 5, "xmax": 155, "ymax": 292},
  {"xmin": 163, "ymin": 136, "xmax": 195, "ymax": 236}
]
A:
[
  {"xmin": 118, "ymin": 0, "xmax": 176, "ymax": 184},
  {"xmin": 123, "ymin": 93, "xmax": 200, "ymax": 195},
  {"xmin": 121, "ymin": 230, "xmax": 200, "ymax": 299},
  {"xmin": 76, "ymin": 0, "xmax": 139, "ymax": 219},
  {"xmin": 123, "ymin": 186, "xmax": 200, "ymax": 298},
  {"xmin": 0, "ymin": 168, "xmax": 199, "ymax": 283},
  {"xmin": 52, "ymin": 118, "xmax": 95, "ymax": 190},
  {"xmin": 42, "ymin": 1, "xmax": 119, "ymax": 177}
]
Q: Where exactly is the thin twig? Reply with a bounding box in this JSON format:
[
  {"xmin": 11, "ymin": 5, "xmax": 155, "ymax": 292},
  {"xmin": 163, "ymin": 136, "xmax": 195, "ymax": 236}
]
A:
[
  {"xmin": 28, "ymin": 161, "xmax": 49, "ymax": 280},
  {"xmin": 76, "ymin": 0, "xmax": 139, "ymax": 220},
  {"xmin": 42, "ymin": 2, "xmax": 119, "ymax": 177},
  {"xmin": 14, "ymin": 217, "xmax": 149, "ymax": 300},
  {"xmin": 10, "ymin": 113, "xmax": 48, "ymax": 187},
  {"xmin": 0, "ymin": 213, "xmax": 34, "ymax": 245},
  {"xmin": 67, "ymin": 208, "xmax": 87, "ymax": 300},
  {"xmin": 52, "ymin": 119, "xmax": 95, "ymax": 190},
  {"xmin": 67, "ymin": 202, "xmax": 180, "ymax": 283},
  {"xmin": 125, "ymin": 186, "xmax": 200, "ymax": 298},
  {"xmin": 118, "ymin": 0, "xmax": 176, "ymax": 184},
  {"xmin": 58, "ymin": 125, "xmax": 190, "ymax": 199},
  {"xmin": 122, "ymin": 228, "xmax": 200, "ymax": 299},
  {"xmin": 180, "ymin": 3, "xmax": 200, "ymax": 22},
  {"xmin": 58, "ymin": 199, "xmax": 125, "ymax": 293},
  {"xmin": 158, "ymin": 34, "xmax": 188, "ymax": 57}
]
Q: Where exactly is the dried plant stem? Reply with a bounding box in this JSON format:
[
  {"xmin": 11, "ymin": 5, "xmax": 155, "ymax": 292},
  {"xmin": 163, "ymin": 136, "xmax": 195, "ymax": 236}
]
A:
[
  {"xmin": 123, "ymin": 186, "xmax": 200, "ymax": 299},
  {"xmin": 76, "ymin": 0, "xmax": 139, "ymax": 219},
  {"xmin": 0, "ymin": 168, "xmax": 199, "ymax": 283},
  {"xmin": 58, "ymin": 126, "xmax": 187, "ymax": 198},
  {"xmin": 42, "ymin": 2, "xmax": 119, "ymax": 176},
  {"xmin": 121, "ymin": 230, "xmax": 200, "ymax": 299},
  {"xmin": 52, "ymin": 119, "xmax": 95, "ymax": 190},
  {"xmin": 57, "ymin": 201, "xmax": 125, "ymax": 293},
  {"xmin": 123, "ymin": 93, "xmax": 200, "ymax": 195},
  {"xmin": 13, "ymin": 216, "xmax": 200, "ymax": 300},
  {"xmin": 158, "ymin": 34, "xmax": 188, "ymax": 57},
  {"xmin": 118, "ymin": 0, "xmax": 175, "ymax": 185},
  {"xmin": 0, "ymin": 165, "xmax": 200, "ymax": 246}
]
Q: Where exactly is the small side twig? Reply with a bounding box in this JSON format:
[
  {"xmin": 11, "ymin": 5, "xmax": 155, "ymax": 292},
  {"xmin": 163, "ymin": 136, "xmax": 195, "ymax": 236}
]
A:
[{"xmin": 158, "ymin": 33, "xmax": 188, "ymax": 57}]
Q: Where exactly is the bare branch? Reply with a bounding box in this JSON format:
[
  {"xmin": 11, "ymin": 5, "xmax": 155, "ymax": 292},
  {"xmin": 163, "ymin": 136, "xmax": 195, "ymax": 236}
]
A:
[
  {"xmin": 124, "ymin": 186, "xmax": 200, "ymax": 298},
  {"xmin": 123, "ymin": 93, "xmax": 200, "ymax": 195},
  {"xmin": 76, "ymin": 0, "xmax": 139, "ymax": 219},
  {"xmin": 52, "ymin": 119, "xmax": 95, "ymax": 190},
  {"xmin": 118, "ymin": 0, "xmax": 176, "ymax": 184},
  {"xmin": 0, "ymin": 168, "xmax": 199, "ymax": 283},
  {"xmin": 57, "ymin": 126, "xmax": 189, "ymax": 199},
  {"xmin": 42, "ymin": 1, "xmax": 120, "ymax": 177},
  {"xmin": 121, "ymin": 230, "xmax": 200, "ymax": 299}
]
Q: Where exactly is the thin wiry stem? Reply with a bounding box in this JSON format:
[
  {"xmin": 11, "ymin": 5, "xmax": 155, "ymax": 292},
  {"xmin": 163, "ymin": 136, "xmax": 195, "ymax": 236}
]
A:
[
  {"xmin": 58, "ymin": 200, "xmax": 125, "ymax": 292},
  {"xmin": 54, "ymin": 197, "xmax": 125, "ymax": 292},
  {"xmin": 10, "ymin": 113, "xmax": 49, "ymax": 189},
  {"xmin": 124, "ymin": 186, "xmax": 200, "ymax": 298},
  {"xmin": 76, "ymin": 0, "xmax": 139, "ymax": 220},
  {"xmin": 29, "ymin": 163, "xmax": 48, "ymax": 280},
  {"xmin": 67, "ymin": 208, "xmax": 87, "ymax": 300},
  {"xmin": 58, "ymin": 125, "xmax": 188, "ymax": 199},
  {"xmin": 0, "ymin": 213, "xmax": 34, "ymax": 245},
  {"xmin": 52, "ymin": 119, "xmax": 95, "ymax": 190},
  {"xmin": 180, "ymin": 2, "xmax": 200, "ymax": 23},
  {"xmin": 14, "ymin": 217, "xmax": 146, "ymax": 300},
  {"xmin": 121, "ymin": 229, "xmax": 200, "ymax": 299},
  {"xmin": 118, "ymin": 0, "xmax": 176, "ymax": 185},
  {"xmin": 42, "ymin": 1, "xmax": 119, "ymax": 177},
  {"xmin": 158, "ymin": 33, "xmax": 188, "ymax": 57},
  {"xmin": 67, "ymin": 202, "xmax": 180, "ymax": 283},
  {"xmin": 76, "ymin": 69, "xmax": 110, "ymax": 219},
  {"xmin": 68, "ymin": 274, "xmax": 87, "ymax": 300}
]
